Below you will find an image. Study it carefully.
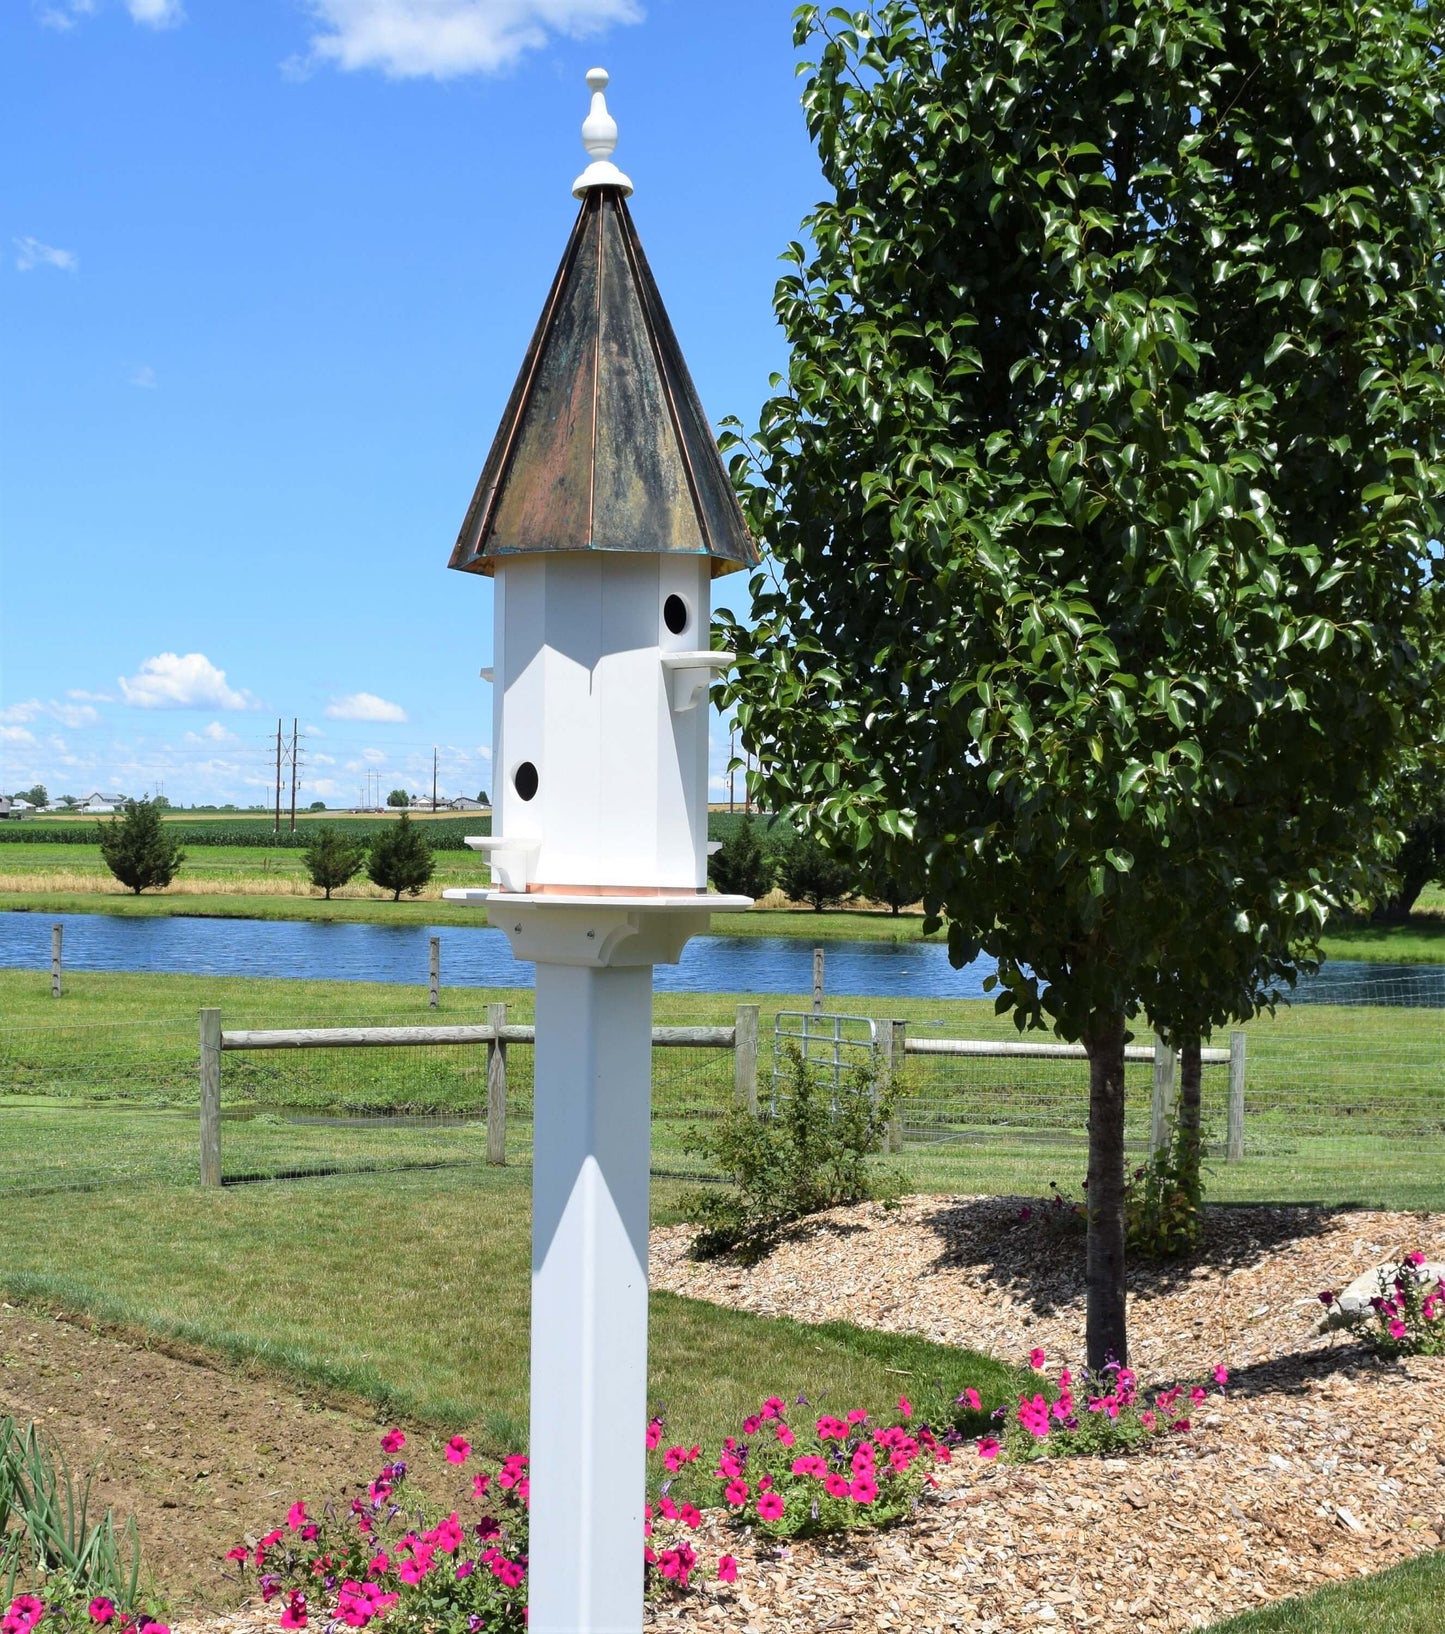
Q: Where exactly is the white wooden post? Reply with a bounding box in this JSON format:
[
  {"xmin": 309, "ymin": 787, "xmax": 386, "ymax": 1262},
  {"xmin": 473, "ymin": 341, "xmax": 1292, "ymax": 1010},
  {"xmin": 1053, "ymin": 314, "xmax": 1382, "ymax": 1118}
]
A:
[
  {"xmin": 199, "ymin": 1008, "xmax": 222, "ymax": 1188},
  {"xmin": 881, "ymin": 1018, "xmax": 907, "ymax": 1154},
  {"xmin": 486, "ymin": 1000, "xmax": 508, "ymax": 1166},
  {"xmin": 50, "ymin": 923, "xmax": 62, "ymax": 999},
  {"xmin": 734, "ymin": 1002, "xmax": 759, "ymax": 1114},
  {"xmin": 1227, "ymin": 1029, "xmax": 1247, "ymax": 1161},
  {"xmin": 812, "ymin": 946, "xmax": 824, "ymax": 1015},
  {"xmin": 1150, "ymin": 1031, "xmax": 1176, "ymax": 1156},
  {"xmin": 428, "ymin": 936, "xmax": 440, "ymax": 1009},
  {"xmin": 530, "ymin": 961, "xmax": 652, "ymax": 1633}
]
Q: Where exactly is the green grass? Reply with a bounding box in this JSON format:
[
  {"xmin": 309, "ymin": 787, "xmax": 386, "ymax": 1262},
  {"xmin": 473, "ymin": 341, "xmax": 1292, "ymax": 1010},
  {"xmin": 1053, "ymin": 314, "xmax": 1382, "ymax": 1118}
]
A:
[
  {"xmin": 0, "ymin": 1166, "xmax": 1018, "ymax": 1457},
  {"xmin": 1204, "ymin": 1551, "xmax": 1445, "ymax": 1632},
  {"xmin": 0, "ymin": 968, "xmax": 1440, "ymax": 1206}
]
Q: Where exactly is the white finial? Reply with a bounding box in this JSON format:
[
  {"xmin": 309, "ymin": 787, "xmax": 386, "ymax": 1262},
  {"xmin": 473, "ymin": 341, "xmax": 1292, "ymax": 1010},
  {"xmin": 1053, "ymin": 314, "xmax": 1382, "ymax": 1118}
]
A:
[{"xmin": 573, "ymin": 66, "xmax": 634, "ymax": 198}]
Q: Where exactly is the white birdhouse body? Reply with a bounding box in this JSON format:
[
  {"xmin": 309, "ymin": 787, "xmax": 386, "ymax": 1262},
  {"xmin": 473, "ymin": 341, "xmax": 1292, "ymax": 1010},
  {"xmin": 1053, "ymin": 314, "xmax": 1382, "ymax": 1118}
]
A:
[{"xmin": 490, "ymin": 550, "xmax": 715, "ymax": 893}]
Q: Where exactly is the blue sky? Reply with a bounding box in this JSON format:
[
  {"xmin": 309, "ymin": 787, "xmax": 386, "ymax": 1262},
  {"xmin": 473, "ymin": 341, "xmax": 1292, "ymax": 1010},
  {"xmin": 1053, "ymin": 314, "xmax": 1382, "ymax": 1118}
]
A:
[{"xmin": 1, "ymin": 0, "xmax": 821, "ymax": 807}]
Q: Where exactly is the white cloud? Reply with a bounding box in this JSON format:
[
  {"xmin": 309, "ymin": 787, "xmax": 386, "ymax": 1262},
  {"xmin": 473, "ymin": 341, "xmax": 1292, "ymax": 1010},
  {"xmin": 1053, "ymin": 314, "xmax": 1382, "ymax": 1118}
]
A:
[
  {"xmin": 129, "ymin": 364, "xmax": 157, "ymax": 388},
  {"xmin": 0, "ymin": 698, "xmax": 99, "ymax": 729},
  {"xmin": 118, "ymin": 652, "xmax": 252, "ymax": 711},
  {"xmin": 34, "ymin": 0, "xmax": 97, "ymax": 31},
  {"xmin": 300, "ymin": 0, "xmax": 642, "ymax": 80},
  {"xmin": 126, "ymin": 0, "xmax": 184, "ymax": 25},
  {"xmin": 184, "ymin": 721, "xmax": 236, "ymax": 745},
  {"xmin": 0, "ymin": 725, "xmax": 37, "ymax": 746},
  {"xmin": 15, "ymin": 236, "xmax": 78, "ymax": 273},
  {"xmin": 326, "ymin": 691, "xmax": 407, "ymax": 723}
]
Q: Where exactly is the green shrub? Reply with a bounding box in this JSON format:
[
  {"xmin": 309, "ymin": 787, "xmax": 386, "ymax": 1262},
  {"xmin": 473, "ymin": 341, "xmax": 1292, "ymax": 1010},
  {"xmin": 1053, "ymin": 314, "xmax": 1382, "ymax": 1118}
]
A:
[
  {"xmin": 97, "ymin": 801, "xmax": 185, "ymax": 895},
  {"xmin": 302, "ymin": 825, "xmax": 368, "ymax": 899},
  {"xmin": 366, "ymin": 814, "xmax": 435, "ymax": 901},
  {"xmin": 683, "ymin": 1045, "xmax": 901, "ymax": 1263},
  {"xmin": 707, "ymin": 816, "xmax": 775, "ymax": 899},
  {"xmin": 1124, "ymin": 1121, "xmax": 1204, "ymax": 1261}
]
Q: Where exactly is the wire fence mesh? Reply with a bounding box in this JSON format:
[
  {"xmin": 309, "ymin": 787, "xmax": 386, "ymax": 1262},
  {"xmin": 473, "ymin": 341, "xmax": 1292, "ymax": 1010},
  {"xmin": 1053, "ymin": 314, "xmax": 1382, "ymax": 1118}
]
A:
[{"xmin": 0, "ymin": 971, "xmax": 1439, "ymax": 1206}]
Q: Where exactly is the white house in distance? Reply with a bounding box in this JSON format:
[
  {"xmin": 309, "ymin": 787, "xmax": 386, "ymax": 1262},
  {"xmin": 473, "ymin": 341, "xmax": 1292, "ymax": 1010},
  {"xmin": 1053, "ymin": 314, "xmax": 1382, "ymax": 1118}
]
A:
[{"xmin": 77, "ymin": 793, "xmax": 128, "ymax": 814}]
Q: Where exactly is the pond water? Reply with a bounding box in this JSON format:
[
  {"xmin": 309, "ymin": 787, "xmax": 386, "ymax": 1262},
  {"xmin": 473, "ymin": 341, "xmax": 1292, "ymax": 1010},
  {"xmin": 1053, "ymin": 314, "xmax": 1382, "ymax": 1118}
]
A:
[{"xmin": 0, "ymin": 910, "xmax": 1439, "ymax": 1005}]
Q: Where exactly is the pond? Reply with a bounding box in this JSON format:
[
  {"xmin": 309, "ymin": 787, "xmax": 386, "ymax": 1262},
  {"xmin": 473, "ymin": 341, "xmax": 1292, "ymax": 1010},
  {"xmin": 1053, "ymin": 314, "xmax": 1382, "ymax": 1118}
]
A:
[{"xmin": 0, "ymin": 910, "xmax": 1439, "ymax": 1006}]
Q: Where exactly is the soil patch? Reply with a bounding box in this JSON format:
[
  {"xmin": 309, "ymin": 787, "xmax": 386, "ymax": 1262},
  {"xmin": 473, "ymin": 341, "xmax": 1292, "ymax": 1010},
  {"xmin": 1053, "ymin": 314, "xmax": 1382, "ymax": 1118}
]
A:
[{"xmin": 0, "ymin": 1304, "xmax": 460, "ymax": 1611}]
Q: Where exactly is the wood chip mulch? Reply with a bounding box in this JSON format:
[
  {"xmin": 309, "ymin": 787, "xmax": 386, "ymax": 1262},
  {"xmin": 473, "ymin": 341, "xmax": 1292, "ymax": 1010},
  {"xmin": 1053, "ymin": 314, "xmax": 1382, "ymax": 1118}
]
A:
[{"xmin": 640, "ymin": 1199, "xmax": 1445, "ymax": 1632}]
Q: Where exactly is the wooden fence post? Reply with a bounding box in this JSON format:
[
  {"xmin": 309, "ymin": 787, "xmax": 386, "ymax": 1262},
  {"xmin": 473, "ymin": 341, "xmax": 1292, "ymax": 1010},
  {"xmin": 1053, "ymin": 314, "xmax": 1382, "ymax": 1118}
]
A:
[
  {"xmin": 880, "ymin": 1018, "xmax": 907, "ymax": 1154},
  {"xmin": 1227, "ymin": 1030, "xmax": 1247, "ymax": 1162},
  {"xmin": 812, "ymin": 948, "xmax": 825, "ymax": 1015},
  {"xmin": 734, "ymin": 1003, "xmax": 759, "ymax": 1115},
  {"xmin": 486, "ymin": 1001, "xmax": 508, "ymax": 1165},
  {"xmin": 50, "ymin": 923, "xmax": 62, "ymax": 999},
  {"xmin": 1150, "ymin": 1031, "xmax": 1176, "ymax": 1156},
  {"xmin": 199, "ymin": 1008, "xmax": 222, "ymax": 1189},
  {"xmin": 428, "ymin": 936, "xmax": 440, "ymax": 1010}
]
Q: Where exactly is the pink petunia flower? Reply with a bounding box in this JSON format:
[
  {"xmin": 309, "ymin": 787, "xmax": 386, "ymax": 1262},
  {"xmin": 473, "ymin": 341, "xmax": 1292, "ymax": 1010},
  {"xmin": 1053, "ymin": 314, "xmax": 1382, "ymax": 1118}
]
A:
[
  {"xmin": 824, "ymin": 1472, "xmax": 850, "ymax": 1497},
  {"xmin": 286, "ymin": 1502, "xmax": 308, "ymax": 1532},
  {"xmin": 756, "ymin": 1492, "xmax": 785, "ymax": 1522},
  {"xmin": 977, "ymin": 1438, "xmax": 1000, "ymax": 1460},
  {"xmin": 724, "ymin": 1479, "xmax": 749, "ymax": 1506},
  {"xmin": 380, "ymin": 1430, "xmax": 406, "ymax": 1455},
  {"xmin": 741, "ymin": 1416, "xmax": 761, "ymax": 1436},
  {"xmin": 278, "ymin": 1596, "xmax": 307, "ymax": 1632},
  {"xmin": 897, "ymin": 1395, "xmax": 912, "ymax": 1419},
  {"xmin": 1213, "ymin": 1365, "xmax": 1229, "ymax": 1387},
  {"xmin": 956, "ymin": 1388, "xmax": 982, "ymax": 1411},
  {"xmin": 89, "ymin": 1602, "xmax": 116, "ymax": 1626},
  {"xmin": 1028, "ymin": 1349, "xmax": 1046, "ymax": 1370},
  {"xmin": 849, "ymin": 1475, "xmax": 878, "ymax": 1504},
  {"xmin": 1406, "ymin": 1251, "xmax": 1426, "ymax": 1266},
  {"xmin": 718, "ymin": 1556, "xmax": 738, "ymax": 1584},
  {"xmin": 1389, "ymin": 1318, "xmax": 1408, "ymax": 1339},
  {"xmin": 846, "ymin": 1409, "xmax": 868, "ymax": 1425},
  {"xmin": 645, "ymin": 1418, "xmax": 664, "ymax": 1450},
  {"xmin": 680, "ymin": 1503, "xmax": 702, "ymax": 1530},
  {"xmin": 445, "ymin": 1436, "xmax": 471, "ymax": 1465},
  {"xmin": 472, "ymin": 1472, "xmax": 490, "ymax": 1498},
  {"xmin": 1140, "ymin": 1410, "xmax": 1157, "ymax": 1432},
  {"xmin": 775, "ymin": 1423, "xmax": 795, "ymax": 1447}
]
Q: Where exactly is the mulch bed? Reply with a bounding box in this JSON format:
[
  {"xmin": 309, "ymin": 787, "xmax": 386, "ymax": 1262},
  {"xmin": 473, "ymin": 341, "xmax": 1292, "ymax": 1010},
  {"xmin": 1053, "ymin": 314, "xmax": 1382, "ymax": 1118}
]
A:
[
  {"xmin": 2, "ymin": 1200, "xmax": 1441, "ymax": 1632},
  {"xmin": 646, "ymin": 1200, "xmax": 1445, "ymax": 1631}
]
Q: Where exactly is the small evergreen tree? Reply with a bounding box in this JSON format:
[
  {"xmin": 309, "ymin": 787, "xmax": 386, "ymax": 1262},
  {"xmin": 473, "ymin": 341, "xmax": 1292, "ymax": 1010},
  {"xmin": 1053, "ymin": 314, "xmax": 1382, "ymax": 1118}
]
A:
[
  {"xmin": 302, "ymin": 824, "xmax": 367, "ymax": 899},
  {"xmin": 367, "ymin": 813, "xmax": 435, "ymax": 901},
  {"xmin": 97, "ymin": 799, "xmax": 185, "ymax": 894},
  {"xmin": 708, "ymin": 817, "xmax": 776, "ymax": 899},
  {"xmin": 777, "ymin": 834, "xmax": 855, "ymax": 912}
]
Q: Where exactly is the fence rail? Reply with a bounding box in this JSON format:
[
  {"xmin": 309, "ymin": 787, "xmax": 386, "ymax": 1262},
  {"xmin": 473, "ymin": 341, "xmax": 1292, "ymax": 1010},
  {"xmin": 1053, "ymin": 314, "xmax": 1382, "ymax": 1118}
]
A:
[{"xmin": 1, "ymin": 982, "xmax": 1439, "ymax": 1208}]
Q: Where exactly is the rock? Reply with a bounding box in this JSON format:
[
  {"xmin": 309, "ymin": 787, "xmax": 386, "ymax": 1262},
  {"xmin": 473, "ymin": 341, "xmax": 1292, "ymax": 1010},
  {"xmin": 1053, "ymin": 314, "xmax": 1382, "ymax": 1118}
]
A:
[{"xmin": 1317, "ymin": 1262, "xmax": 1445, "ymax": 1331}]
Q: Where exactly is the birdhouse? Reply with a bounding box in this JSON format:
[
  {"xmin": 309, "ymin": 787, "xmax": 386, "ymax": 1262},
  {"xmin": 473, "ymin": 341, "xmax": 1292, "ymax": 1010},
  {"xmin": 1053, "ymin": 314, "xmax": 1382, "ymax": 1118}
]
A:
[{"xmin": 446, "ymin": 69, "xmax": 757, "ymax": 906}]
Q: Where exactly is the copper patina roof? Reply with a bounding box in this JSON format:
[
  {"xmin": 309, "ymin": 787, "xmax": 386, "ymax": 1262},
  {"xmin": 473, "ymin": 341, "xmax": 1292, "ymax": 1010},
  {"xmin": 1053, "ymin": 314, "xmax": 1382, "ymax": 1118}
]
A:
[{"xmin": 448, "ymin": 185, "xmax": 758, "ymax": 579}]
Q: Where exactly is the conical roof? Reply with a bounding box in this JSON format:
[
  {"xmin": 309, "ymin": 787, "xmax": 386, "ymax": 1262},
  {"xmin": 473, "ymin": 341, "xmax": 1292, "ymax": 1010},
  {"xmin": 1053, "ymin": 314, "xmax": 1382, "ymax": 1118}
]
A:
[{"xmin": 448, "ymin": 185, "xmax": 758, "ymax": 579}]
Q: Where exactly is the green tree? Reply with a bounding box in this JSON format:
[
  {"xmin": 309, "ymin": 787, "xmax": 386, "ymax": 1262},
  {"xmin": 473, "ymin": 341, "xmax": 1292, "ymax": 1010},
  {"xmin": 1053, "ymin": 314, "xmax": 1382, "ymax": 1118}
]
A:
[
  {"xmin": 16, "ymin": 785, "xmax": 47, "ymax": 807},
  {"xmin": 308, "ymin": 800, "xmax": 327, "ymax": 812},
  {"xmin": 386, "ymin": 789, "xmax": 410, "ymax": 808},
  {"xmin": 776, "ymin": 834, "xmax": 855, "ymax": 913},
  {"xmin": 97, "ymin": 799, "xmax": 186, "ymax": 895},
  {"xmin": 302, "ymin": 824, "xmax": 368, "ymax": 900},
  {"xmin": 477, "ymin": 790, "xmax": 490, "ymax": 805},
  {"xmin": 708, "ymin": 817, "xmax": 777, "ymax": 899},
  {"xmin": 367, "ymin": 813, "xmax": 435, "ymax": 901},
  {"xmin": 720, "ymin": 1, "xmax": 1445, "ymax": 1365}
]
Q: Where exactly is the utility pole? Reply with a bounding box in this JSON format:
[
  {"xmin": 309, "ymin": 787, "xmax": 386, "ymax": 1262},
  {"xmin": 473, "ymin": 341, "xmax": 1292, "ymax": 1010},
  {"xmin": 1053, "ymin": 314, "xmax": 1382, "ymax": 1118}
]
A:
[
  {"xmin": 729, "ymin": 726, "xmax": 735, "ymax": 814},
  {"xmin": 274, "ymin": 719, "xmax": 282, "ymax": 837},
  {"xmin": 432, "ymin": 747, "xmax": 438, "ymax": 812},
  {"xmin": 289, "ymin": 718, "xmax": 299, "ymax": 834}
]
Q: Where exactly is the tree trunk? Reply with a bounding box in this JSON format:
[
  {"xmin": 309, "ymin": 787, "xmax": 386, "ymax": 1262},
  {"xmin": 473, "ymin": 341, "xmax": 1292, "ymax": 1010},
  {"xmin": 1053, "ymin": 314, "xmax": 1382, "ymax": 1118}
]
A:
[
  {"xmin": 1083, "ymin": 1012, "xmax": 1128, "ymax": 1371},
  {"xmin": 1177, "ymin": 1035, "xmax": 1202, "ymax": 1192}
]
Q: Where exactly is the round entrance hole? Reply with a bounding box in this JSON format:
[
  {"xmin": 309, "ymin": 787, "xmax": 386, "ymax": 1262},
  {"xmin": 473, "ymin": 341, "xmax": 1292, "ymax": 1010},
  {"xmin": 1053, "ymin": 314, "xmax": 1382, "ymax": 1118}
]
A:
[
  {"xmin": 663, "ymin": 594, "xmax": 689, "ymax": 636},
  {"xmin": 513, "ymin": 761, "xmax": 539, "ymax": 802}
]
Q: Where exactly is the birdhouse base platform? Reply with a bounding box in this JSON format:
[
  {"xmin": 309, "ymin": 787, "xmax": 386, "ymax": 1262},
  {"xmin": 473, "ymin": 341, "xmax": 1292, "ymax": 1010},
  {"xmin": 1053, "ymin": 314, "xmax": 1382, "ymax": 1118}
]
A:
[{"xmin": 440, "ymin": 889, "xmax": 751, "ymax": 967}]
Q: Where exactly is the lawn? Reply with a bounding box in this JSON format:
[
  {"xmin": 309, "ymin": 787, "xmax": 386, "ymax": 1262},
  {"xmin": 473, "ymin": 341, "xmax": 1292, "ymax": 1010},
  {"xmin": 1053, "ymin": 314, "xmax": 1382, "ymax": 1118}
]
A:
[
  {"xmin": 1204, "ymin": 1551, "xmax": 1445, "ymax": 1632},
  {"xmin": 0, "ymin": 1164, "xmax": 1018, "ymax": 1464},
  {"xmin": 0, "ymin": 968, "xmax": 1440, "ymax": 1206}
]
